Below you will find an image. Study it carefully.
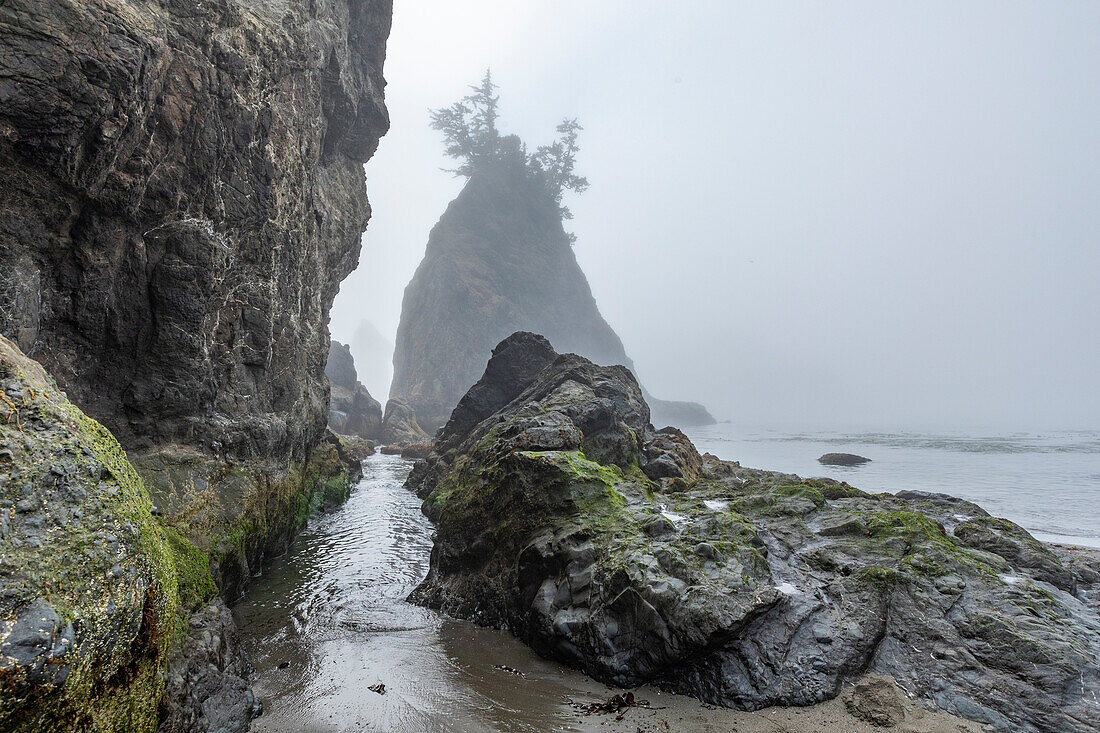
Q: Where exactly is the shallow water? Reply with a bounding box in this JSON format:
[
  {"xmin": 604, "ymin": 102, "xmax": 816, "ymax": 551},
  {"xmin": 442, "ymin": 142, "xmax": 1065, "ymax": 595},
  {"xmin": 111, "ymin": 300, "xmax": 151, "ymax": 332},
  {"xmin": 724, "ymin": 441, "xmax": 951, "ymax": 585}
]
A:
[
  {"xmin": 686, "ymin": 425, "xmax": 1100, "ymax": 546},
  {"xmin": 234, "ymin": 452, "xmax": 617, "ymax": 733},
  {"xmin": 233, "ymin": 432, "xmax": 1087, "ymax": 731}
]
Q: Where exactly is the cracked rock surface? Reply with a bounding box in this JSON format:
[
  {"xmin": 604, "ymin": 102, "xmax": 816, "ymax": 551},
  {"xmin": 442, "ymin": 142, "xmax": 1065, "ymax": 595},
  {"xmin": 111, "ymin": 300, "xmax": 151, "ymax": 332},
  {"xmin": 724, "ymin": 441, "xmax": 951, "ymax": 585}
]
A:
[
  {"xmin": 0, "ymin": 0, "xmax": 390, "ymax": 463},
  {"xmin": 408, "ymin": 332, "xmax": 1100, "ymax": 733}
]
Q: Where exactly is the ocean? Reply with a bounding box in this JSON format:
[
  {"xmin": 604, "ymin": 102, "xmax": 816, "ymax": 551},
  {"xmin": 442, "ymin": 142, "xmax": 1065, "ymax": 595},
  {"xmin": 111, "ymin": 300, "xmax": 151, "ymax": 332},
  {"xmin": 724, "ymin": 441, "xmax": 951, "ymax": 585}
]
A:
[{"xmin": 684, "ymin": 425, "xmax": 1100, "ymax": 548}]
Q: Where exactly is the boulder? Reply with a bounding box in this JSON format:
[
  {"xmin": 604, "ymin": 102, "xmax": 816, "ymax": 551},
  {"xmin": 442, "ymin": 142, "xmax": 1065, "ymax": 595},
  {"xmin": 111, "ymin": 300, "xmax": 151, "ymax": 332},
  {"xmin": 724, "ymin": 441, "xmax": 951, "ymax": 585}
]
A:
[
  {"xmin": 819, "ymin": 452, "xmax": 872, "ymax": 466},
  {"xmin": 381, "ymin": 397, "xmax": 431, "ymax": 446},
  {"xmin": 408, "ymin": 331, "xmax": 1100, "ymax": 733},
  {"xmin": 0, "ymin": 335, "xmax": 215, "ymax": 730}
]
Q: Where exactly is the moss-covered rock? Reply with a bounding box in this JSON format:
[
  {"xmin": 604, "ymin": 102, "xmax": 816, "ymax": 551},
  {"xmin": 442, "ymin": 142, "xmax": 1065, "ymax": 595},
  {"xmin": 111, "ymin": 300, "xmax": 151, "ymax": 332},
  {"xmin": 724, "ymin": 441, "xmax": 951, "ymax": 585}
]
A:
[
  {"xmin": 0, "ymin": 336, "xmax": 202, "ymax": 731},
  {"xmin": 409, "ymin": 332, "xmax": 1100, "ymax": 733},
  {"xmin": 133, "ymin": 431, "xmax": 360, "ymax": 603}
]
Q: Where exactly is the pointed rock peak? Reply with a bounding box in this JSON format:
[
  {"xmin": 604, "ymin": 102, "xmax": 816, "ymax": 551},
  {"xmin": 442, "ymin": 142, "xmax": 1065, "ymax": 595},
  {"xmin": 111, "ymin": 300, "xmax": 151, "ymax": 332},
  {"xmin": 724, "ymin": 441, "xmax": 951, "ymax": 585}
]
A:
[{"xmin": 435, "ymin": 332, "xmax": 559, "ymax": 449}]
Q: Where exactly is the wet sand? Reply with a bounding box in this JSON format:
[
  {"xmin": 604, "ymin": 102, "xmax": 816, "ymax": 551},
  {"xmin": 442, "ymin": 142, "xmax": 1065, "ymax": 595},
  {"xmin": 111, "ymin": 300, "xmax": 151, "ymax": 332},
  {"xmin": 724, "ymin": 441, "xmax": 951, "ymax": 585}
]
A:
[{"xmin": 234, "ymin": 453, "xmax": 983, "ymax": 732}]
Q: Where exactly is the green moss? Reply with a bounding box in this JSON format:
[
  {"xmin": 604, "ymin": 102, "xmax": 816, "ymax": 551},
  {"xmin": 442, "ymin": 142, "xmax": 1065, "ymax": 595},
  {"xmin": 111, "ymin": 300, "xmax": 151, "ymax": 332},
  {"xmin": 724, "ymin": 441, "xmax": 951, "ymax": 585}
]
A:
[
  {"xmin": 58, "ymin": 407, "xmax": 182, "ymax": 732},
  {"xmin": 519, "ymin": 449, "xmax": 624, "ymax": 488},
  {"xmin": 864, "ymin": 510, "xmax": 952, "ymax": 547},
  {"xmin": 817, "ymin": 483, "xmax": 870, "ymax": 500},
  {"xmin": 775, "ymin": 484, "xmax": 826, "ymax": 507},
  {"xmin": 854, "ymin": 564, "xmax": 899, "ymax": 590},
  {"xmin": 160, "ymin": 525, "xmax": 216, "ymax": 612},
  {"xmin": 210, "ymin": 440, "xmax": 356, "ymax": 582}
]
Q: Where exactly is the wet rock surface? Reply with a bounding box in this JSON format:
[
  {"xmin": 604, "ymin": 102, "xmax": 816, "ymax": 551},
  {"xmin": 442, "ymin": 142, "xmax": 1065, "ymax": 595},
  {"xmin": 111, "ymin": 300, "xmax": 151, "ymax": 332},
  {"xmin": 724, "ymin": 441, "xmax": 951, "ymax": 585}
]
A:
[
  {"xmin": 0, "ymin": 335, "xmax": 198, "ymax": 730},
  {"xmin": 388, "ymin": 157, "xmax": 711, "ymax": 435},
  {"xmin": 0, "ymin": 0, "xmax": 392, "ymax": 726},
  {"xmin": 0, "ymin": 0, "xmax": 390, "ymax": 463},
  {"xmin": 819, "ymin": 453, "xmax": 872, "ymax": 466},
  {"xmin": 326, "ymin": 341, "xmax": 383, "ymax": 440},
  {"xmin": 409, "ymin": 332, "xmax": 1100, "ymax": 733},
  {"xmin": 158, "ymin": 600, "xmax": 257, "ymax": 733}
]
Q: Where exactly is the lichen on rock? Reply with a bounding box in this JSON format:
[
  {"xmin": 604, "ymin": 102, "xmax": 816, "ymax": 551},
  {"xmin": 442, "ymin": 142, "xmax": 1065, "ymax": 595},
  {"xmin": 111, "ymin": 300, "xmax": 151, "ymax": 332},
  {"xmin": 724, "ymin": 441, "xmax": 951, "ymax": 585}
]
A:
[
  {"xmin": 408, "ymin": 331, "xmax": 1100, "ymax": 733},
  {"xmin": 0, "ymin": 336, "xmax": 202, "ymax": 731}
]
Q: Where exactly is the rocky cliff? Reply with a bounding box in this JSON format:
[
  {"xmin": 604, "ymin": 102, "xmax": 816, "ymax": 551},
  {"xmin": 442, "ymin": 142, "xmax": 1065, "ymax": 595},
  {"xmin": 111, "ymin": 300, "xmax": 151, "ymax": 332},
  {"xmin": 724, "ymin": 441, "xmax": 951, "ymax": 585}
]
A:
[
  {"xmin": 409, "ymin": 332, "xmax": 1100, "ymax": 733},
  {"xmin": 0, "ymin": 0, "xmax": 389, "ymax": 588},
  {"xmin": 0, "ymin": 0, "xmax": 390, "ymax": 727},
  {"xmin": 325, "ymin": 340, "xmax": 383, "ymax": 440},
  {"xmin": 0, "ymin": 0, "xmax": 389, "ymax": 461},
  {"xmin": 388, "ymin": 153, "xmax": 712, "ymax": 436}
]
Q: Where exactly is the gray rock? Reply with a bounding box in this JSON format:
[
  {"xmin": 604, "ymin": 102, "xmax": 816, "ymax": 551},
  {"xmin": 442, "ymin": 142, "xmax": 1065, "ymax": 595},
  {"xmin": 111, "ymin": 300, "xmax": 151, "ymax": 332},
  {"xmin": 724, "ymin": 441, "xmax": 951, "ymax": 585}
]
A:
[
  {"xmin": 158, "ymin": 600, "xmax": 257, "ymax": 733},
  {"xmin": 819, "ymin": 452, "xmax": 872, "ymax": 466},
  {"xmin": 0, "ymin": 337, "xmax": 182, "ymax": 729},
  {"xmin": 389, "ymin": 155, "xmax": 710, "ymax": 435},
  {"xmin": 381, "ymin": 397, "xmax": 431, "ymax": 446},
  {"xmin": 0, "ymin": 0, "xmax": 390, "ymax": 465},
  {"xmin": 408, "ymin": 332, "xmax": 1100, "ymax": 733},
  {"xmin": 326, "ymin": 341, "xmax": 384, "ymax": 440}
]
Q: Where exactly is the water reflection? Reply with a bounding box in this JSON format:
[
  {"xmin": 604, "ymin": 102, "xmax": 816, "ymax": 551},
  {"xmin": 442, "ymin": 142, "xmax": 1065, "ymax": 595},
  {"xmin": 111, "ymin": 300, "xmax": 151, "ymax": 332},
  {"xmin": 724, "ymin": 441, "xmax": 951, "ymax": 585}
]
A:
[{"xmin": 234, "ymin": 453, "xmax": 615, "ymax": 733}]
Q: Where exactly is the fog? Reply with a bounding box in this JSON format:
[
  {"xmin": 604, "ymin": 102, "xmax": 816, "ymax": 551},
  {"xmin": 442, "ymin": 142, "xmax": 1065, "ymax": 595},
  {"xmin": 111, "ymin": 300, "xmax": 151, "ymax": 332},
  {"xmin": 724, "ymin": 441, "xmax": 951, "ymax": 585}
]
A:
[{"xmin": 330, "ymin": 1, "xmax": 1100, "ymax": 432}]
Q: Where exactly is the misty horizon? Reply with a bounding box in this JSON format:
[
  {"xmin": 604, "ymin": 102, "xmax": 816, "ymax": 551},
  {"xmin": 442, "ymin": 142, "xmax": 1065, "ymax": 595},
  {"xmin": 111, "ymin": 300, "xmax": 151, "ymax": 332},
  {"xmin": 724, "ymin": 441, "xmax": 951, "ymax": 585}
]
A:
[{"xmin": 330, "ymin": 1, "xmax": 1100, "ymax": 433}]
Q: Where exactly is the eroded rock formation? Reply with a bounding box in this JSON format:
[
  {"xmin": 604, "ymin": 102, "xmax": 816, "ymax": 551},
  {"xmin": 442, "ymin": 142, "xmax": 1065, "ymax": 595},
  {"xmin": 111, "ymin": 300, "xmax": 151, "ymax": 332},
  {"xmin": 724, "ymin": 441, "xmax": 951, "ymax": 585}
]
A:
[
  {"xmin": 0, "ymin": 0, "xmax": 389, "ymax": 461},
  {"xmin": 409, "ymin": 332, "xmax": 1100, "ymax": 733},
  {"xmin": 0, "ymin": 0, "xmax": 391, "ymax": 727},
  {"xmin": 0, "ymin": 0, "xmax": 390, "ymax": 596},
  {"xmin": 326, "ymin": 340, "xmax": 383, "ymax": 440},
  {"xmin": 388, "ymin": 154, "xmax": 712, "ymax": 436}
]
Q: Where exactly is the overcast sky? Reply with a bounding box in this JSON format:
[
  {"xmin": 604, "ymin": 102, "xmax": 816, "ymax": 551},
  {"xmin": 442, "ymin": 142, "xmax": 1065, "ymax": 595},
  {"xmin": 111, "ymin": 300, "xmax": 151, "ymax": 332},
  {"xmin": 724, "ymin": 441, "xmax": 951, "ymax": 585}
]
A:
[{"xmin": 330, "ymin": 1, "xmax": 1100, "ymax": 432}]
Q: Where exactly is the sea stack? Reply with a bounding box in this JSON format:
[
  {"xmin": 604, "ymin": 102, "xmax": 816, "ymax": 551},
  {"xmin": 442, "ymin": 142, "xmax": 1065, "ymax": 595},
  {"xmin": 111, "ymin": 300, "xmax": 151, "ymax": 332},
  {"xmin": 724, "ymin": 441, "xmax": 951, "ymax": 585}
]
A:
[{"xmin": 388, "ymin": 122, "xmax": 712, "ymax": 438}]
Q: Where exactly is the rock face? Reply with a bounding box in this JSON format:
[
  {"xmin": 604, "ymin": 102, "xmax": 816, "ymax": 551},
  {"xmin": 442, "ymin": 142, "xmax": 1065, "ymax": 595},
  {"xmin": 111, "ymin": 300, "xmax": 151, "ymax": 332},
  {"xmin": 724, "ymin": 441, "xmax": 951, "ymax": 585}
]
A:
[
  {"xmin": 0, "ymin": 335, "xmax": 212, "ymax": 731},
  {"xmin": 819, "ymin": 452, "xmax": 872, "ymax": 466},
  {"xmin": 0, "ymin": 0, "xmax": 390, "ymax": 462},
  {"xmin": 389, "ymin": 154, "xmax": 712, "ymax": 435},
  {"xmin": 381, "ymin": 397, "xmax": 430, "ymax": 445},
  {"xmin": 158, "ymin": 601, "xmax": 258, "ymax": 733},
  {"xmin": 0, "ymin": 0, "xmax": 391, "ymax": 726},
  {"xmin": 326, "ymin": 340, "xmax": 383, "ymax": 440},
  {"xmin": 409, "ymin": 332, "xmax": 1100, "ymax": 733}
]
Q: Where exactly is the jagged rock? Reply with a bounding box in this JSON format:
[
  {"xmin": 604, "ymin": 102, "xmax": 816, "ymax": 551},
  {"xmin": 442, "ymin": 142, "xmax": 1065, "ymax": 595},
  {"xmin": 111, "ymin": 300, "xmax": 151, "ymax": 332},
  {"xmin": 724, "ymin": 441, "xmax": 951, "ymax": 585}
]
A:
[
  {"xmin": 0, "ymin": 0, "xmax": 390, "ymax": 463},
  {"xmin": 381, "ymin": 397, "xmax": 430, "ymax": 446},
  {"xmin": 0, "ymin": 335, "xmax": 211, "ymax": 730},
  {"xmin": 326, "ymin": 340, "xmax": 383, "ymax": 440},
  {"xmin": 819, "ymin": 452, "xmax": 872, "ymax": 465},
  {"xmin": 389, "ymin": 154, "xmax": 711, "ymax": 434},
  {"xmin": 0, "ymin": 0, "xmax": 391, "ymax": 725},
  {"xmin": 158, "ymin": 600, "xmax": 258, "ymax": 733},
  {"xmin": 408, "ymin": 331, "xmax": 1100, "ymax": 733}
]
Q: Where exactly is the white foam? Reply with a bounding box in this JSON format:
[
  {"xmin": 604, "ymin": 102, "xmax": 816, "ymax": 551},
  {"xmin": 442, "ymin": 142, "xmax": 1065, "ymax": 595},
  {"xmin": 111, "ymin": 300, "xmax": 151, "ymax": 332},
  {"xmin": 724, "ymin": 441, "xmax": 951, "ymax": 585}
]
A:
[
  {"xmin": 704, "ymin": 499, "xmax": 729, "ymax": 512},
  {"xmin": 659, "ymin": 503, "xmax": 687, "ymax": 524}
]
